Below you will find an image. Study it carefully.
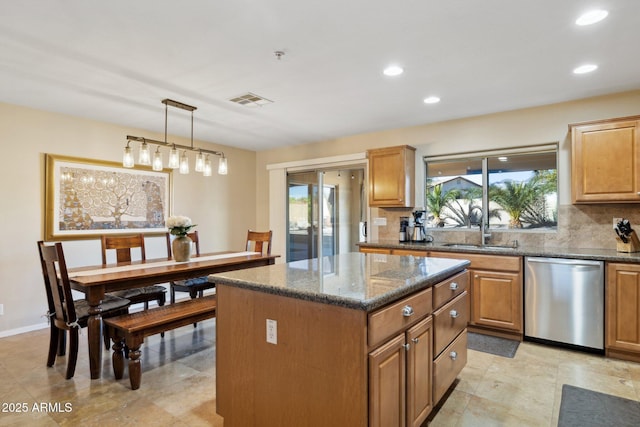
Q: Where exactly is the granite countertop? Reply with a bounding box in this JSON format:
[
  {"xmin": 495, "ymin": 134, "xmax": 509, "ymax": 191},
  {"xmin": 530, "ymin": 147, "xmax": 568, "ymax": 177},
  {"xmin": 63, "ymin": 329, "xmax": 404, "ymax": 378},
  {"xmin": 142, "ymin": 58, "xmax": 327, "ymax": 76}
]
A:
[
  {"xmin": 358, "ymin": 240, "xmax": 640, "ymax": 263},
  {"xmin": 208, "ymin": 252, "xmax": 469, "ymax": 312}
]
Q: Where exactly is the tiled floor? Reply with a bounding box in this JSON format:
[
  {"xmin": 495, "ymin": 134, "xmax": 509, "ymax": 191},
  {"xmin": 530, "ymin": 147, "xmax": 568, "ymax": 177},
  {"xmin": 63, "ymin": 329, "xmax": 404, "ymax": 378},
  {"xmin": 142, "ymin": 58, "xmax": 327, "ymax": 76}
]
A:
[
  {"xmin": 429, "ymin": 340, "xmax": 640, "ymax": 427},
  {"xmin": 0, "ymin": 319, "xmax": 222, "ymax": 426},
  {"xmin": 1, "ymin": 323, "xmax": 639, "ymax": 426}
]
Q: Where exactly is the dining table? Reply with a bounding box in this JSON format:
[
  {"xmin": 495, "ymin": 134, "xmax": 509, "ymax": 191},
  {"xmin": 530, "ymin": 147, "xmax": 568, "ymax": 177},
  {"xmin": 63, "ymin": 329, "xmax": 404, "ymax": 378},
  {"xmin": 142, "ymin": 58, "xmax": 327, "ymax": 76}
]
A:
[{"xmin": 67, "ymin": 251, "xmax": 278, "ymax": 379}]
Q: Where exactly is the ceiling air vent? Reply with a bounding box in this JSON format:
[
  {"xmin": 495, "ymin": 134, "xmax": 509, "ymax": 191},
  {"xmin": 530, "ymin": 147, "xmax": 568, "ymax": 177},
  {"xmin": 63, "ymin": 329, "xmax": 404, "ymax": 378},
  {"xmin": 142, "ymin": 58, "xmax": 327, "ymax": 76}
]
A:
[{"xmin": 229, "ymin": 92, "xmax": 273, "ymax": 107}]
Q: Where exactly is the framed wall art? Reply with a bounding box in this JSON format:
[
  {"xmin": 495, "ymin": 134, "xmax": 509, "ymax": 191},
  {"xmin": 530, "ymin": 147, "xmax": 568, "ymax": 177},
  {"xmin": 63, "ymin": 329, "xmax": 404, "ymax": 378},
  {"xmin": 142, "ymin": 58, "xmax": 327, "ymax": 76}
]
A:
[{"xmin": 44, "ymin": 154, "xmax": 173, "ymax": 240}]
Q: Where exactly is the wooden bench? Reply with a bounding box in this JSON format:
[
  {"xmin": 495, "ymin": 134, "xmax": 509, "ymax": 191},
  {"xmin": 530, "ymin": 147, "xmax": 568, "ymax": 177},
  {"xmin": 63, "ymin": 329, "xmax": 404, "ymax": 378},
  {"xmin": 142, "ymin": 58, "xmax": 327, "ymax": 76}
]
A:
[{"xmin": 104, "ymin": 295, "xmax": 217, "ymax": 390}]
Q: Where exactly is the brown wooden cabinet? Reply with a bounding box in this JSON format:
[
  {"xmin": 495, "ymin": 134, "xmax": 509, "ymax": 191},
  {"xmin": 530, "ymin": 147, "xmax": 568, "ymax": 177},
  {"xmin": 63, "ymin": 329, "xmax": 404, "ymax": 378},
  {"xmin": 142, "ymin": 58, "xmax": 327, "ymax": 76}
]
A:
[
  {"xmin": 217, "ymin": 264, "xmax": 468, "ymax": 426},
  {"xmin": 368, "ymin": 145, "xmax": 416, "ymax": 207},
  {"xmin": 429, "ymin": 251, "xmax": 523, "ymax": 339},
  {"xmin": 358, "ymin": 247, "xmax": 428, "ymax": 257},
  {"xmin": 369, "ymin": 317, "xmax": 433, "ymax": 427},
  {"xmin": 571, "ymin": 115, "xmax": 640, "ymax": 203},
  {"xmin": 430, "ymin": 270, "xmax": 468, "ymax": 405},
  {"xmin": 471, "ymin": 270, "xmax": 521, "ymax": 331},
  {"xmin": 359, "ymin": 246, "xmax": 392, "ymax": 254},
  {"xmin": 392, "ymin": 249, "xmax": 428, "ymax": 256},
  {"xmin": 606, "ymin": 262, "xmax": 640, "ymax": 363}
]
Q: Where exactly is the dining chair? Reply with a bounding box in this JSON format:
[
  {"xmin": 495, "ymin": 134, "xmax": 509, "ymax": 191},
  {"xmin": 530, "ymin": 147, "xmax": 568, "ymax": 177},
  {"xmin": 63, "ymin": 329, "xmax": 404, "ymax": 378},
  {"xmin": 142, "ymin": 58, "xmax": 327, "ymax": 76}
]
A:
[
  {"xmin": 37, "ymin": 241, "xmax": 131, "ymax": 379},
  {"xmin": 246, "ymin": 229, "xmax": 273, "ymax": 255},
  {"xmin": 167, "ymin": 231, "xmax": 215, "ymax": 305},
  {"xmin": 100, "ymin": 234, "xmax": 167, "ymax": 310}
]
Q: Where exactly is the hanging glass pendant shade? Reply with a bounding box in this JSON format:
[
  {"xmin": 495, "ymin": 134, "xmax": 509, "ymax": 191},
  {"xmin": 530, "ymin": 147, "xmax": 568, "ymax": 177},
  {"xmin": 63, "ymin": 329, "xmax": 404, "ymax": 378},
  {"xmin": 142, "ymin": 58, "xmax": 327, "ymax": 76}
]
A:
[
  {"xmin": 123, "ymin": 142, "xmax": 134, "ymax": 168},
  {"xmin": 179, "ymin": 151, "xmax": 189, "ymax": 174}
]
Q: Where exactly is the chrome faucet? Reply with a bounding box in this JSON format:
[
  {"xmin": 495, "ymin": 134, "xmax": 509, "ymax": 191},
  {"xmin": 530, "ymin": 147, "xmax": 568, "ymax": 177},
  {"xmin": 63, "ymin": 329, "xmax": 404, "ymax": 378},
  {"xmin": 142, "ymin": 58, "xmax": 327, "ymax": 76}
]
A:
[{"xmin": 479, "ymin": 223, "xmax": 491, "ymax": 245}]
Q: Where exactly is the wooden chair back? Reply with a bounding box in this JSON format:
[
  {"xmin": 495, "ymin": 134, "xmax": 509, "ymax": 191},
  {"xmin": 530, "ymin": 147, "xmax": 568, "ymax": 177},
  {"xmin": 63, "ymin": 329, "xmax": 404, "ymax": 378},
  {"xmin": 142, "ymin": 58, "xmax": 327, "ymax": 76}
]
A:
[
  {"xmin": 246, "ymin": 230, "xmax": 272, "ymax": 255},
  {"xmin": 37, "ymin": 241, "xmax": 77, "ymax": 328},
  {"xmin": 165, "ymin": 231, "xmax": 201, "ymax": 258},
  {"xmin": 101, "ymin": 234, "xmax": 146, "ymax": 264}
]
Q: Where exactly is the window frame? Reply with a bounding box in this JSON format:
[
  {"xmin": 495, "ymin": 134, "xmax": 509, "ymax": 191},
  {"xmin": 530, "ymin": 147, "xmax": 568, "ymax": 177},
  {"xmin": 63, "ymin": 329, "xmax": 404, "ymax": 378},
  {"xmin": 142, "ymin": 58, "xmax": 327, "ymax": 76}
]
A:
[{"xmin": 423, "ymin": 143, "xmax": 559, "ymax": 232}]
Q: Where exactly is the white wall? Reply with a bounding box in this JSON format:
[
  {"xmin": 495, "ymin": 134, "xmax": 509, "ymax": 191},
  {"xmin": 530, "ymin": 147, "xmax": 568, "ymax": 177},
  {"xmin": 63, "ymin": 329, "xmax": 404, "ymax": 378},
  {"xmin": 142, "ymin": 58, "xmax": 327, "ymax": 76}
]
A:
[
  {"xmin": 256, "ymin": 90, "xmax": 640, "ymax": 238},
  {"xmin": 4, "ymin": 89, "xmax": 640, "ymax": 334},
  {"xmin": 0, "ymin": 102, "xmax": 257, "ymax": 335}
]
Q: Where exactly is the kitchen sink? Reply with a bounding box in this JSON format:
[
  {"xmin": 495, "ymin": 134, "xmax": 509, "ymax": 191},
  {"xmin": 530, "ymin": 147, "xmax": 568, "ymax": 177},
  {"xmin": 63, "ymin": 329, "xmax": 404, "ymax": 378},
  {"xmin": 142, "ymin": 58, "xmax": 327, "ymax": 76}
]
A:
[{"xmin": 442, "ymin": 243, "xmax": 516, "ymax": 250}]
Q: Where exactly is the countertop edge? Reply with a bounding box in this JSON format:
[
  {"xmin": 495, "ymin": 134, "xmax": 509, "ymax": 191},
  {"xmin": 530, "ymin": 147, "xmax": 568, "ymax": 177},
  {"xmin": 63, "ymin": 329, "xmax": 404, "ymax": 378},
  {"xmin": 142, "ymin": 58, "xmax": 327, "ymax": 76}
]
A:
[
  {"xmin": 357, "ymin": 241, "xmax": 640, "ymax": 263},
  {"xmin": 211, "ymin": 260, "xmax": 470, "ymax": 312}
]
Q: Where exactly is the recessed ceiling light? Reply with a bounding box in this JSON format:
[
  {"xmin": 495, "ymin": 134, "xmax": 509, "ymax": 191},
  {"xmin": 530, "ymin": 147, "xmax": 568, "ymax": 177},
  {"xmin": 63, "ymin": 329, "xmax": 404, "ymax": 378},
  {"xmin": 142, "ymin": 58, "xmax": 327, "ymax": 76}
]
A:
[
  {"xmin": 576, "ymin": 10, "xmax": 609, "ymax": 26},
  {"xmin": 573, "ymin": 64, "xmax": 598, "ymax": 74},
  {"xmin": 498, "ymin": 156, "xmax": 508, "ymax": 162},
  {"xmin": 423, "ymin": 96, "xmax": 440, "ymax": 104},
  {"xmin": 383, "ymin": 65, "xmax": 404, "ymax": 76}
]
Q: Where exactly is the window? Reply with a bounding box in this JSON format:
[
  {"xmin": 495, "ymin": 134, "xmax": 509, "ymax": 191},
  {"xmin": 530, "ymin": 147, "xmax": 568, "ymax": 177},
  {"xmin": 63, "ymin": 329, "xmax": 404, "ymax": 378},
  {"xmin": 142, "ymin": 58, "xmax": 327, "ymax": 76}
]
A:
[{"xmin": 425, "ymin": 145, "xmax": 557, "ymax": 231}]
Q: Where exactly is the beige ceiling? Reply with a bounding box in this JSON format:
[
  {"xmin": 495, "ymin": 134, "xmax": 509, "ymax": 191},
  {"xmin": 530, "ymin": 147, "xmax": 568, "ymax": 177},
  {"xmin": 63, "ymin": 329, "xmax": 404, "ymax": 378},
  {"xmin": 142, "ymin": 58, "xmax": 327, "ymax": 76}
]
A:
[{"xmin": 1, "ymin": 1, "xmax": 639, "ymax": 151}]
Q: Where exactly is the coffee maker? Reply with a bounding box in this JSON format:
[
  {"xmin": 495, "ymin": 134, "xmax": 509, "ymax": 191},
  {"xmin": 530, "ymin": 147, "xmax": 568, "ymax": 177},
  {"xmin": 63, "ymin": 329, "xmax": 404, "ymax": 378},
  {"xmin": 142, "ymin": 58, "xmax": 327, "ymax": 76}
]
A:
[
  {"xmin": 411, "ymin": 210, "xmax": 426, "ymax": 242},
  {"xmin": 399, "ymin": 217, "xmax": 410, "ymax": 242}
]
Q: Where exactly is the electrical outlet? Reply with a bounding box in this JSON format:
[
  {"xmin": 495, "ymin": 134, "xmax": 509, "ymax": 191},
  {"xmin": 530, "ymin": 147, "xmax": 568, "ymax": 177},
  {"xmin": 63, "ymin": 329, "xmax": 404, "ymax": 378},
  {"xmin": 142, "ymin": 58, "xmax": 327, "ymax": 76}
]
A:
[
  {"xmin": 613, "ymin": 217, "xmax": 623, "ymax": 229},
  {"xmin": 0, "ymin": 304, "xmax": 4, "ymax": 316},
  {"xmin": 266, "ymin": 319, "xmax": 277, "ymax": 344}
]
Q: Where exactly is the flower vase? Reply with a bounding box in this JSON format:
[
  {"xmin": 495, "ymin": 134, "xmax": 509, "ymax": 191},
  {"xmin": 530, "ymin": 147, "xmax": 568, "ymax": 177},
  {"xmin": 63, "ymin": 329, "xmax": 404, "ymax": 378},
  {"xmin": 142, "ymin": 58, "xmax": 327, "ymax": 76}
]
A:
[{"xmin": 172, "ymin": 235, "xmax": 192, "ymax": 262}]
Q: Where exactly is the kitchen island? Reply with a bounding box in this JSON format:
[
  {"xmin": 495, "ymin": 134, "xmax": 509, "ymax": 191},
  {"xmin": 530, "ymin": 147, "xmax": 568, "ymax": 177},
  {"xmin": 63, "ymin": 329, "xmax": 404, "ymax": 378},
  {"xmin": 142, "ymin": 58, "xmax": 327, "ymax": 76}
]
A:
[{"xmin": 209, "ymin": 252, "xmax": 470, "ymax": 427}]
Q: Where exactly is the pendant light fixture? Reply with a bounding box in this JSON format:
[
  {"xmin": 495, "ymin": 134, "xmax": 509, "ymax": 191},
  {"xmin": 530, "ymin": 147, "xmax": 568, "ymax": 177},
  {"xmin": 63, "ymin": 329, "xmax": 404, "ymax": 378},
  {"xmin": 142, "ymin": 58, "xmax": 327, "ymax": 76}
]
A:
[
  {"xmin": 179, "ymin": 151, "xmax": 189, "ymax": 174},
  {"xmin": 152, "ymin": 147, "xmax": 163, "ymax": 171},
  {"xmin": 194, "ymin": 150, "xmax": 204, "ymax": 172},
  {"xmin": 203, "ymin": 155, "xmax": 212, "ymax": 177},
  {"xmin": 218, "ymin": 156, "xmax": 228, "ymax": 175},
  {"xmin": 139, "ymin": 141, "xmax": 151, "ymax": 165},
  {"xmin": 168, "ymin": 144, "xmax": 179, "ymax": 169},
  {"xmin": 123, "ymin": 141, "xmax": 134, "ymax": 168},
  {"xmin": 123, "ymin": 99, "xmax": 228, "ymax": 176}
]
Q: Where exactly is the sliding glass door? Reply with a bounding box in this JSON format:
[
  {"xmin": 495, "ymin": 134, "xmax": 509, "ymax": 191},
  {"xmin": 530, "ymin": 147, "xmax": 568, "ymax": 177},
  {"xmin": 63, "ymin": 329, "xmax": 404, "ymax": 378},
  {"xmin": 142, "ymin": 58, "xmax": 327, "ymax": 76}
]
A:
[{"xmin": 287, "ymin": 168, "xmax": 364, "ymax": 262}]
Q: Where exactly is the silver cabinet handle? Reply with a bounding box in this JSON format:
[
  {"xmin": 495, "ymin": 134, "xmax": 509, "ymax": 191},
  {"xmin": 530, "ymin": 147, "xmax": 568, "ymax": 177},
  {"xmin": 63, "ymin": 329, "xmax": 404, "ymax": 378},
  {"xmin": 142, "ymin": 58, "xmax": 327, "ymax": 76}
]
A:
[
  {"xmin": 450, "ymin": 351, "xmax": 457, "ymax": 360},
  {"xmin": 449, "ymin": 282, "xmax": 458, "ymax": 290},
  {"xmin": 411, "ymin": 337, "xmax": 419, "ymax": 344},
  {"xmin": 450, "ymin": 309, "xmax": 459, "ymax": 318},
  {"xmin": 402, "ymin": 305, "xmax": 414, "ymax": 317},
  {"xmin": 403, "ymin": 343, "xmax": 411, "ymax": 351}
]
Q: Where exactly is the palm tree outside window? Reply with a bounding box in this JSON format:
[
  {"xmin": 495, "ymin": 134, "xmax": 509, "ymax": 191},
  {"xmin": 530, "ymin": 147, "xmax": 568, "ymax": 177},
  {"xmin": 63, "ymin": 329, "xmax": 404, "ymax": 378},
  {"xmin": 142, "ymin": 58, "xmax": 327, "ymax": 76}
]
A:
[{"xmin": 425, "ymin": 145, "xmax": 558, "ymax": 231}]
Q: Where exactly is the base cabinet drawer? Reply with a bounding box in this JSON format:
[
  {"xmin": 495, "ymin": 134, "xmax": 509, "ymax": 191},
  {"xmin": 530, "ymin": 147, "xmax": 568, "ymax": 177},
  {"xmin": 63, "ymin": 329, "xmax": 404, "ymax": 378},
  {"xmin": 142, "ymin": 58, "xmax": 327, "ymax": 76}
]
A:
[
  {"xmin": 433, "ymin": 291, "xmax": 469, "ymax": 357},
  {"xmin": 369, "ymin": 288, "xmax": 433, "ymax": 348},
  {"xmin": 433, "ymin": 329, "xmax": 467, "ymax": 405},
  {"xmin": 433, "ymin": 270, "xmax": 469, "ymax": 311}
]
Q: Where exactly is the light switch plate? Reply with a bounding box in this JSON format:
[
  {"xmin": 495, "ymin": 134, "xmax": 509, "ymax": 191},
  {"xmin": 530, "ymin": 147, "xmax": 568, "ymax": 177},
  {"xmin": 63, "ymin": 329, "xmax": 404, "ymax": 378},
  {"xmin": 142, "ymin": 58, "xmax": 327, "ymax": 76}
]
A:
[
  {"xmin": 0, "ymin": 304, "xmax": 4, "ymax": 316},
  {"xmin": 373, "ymin": 217, "xmax": 387, "ymax": 226},
  {"xmin": 266, "ymin": 319, "xmax": 277, "ymax": 344}
]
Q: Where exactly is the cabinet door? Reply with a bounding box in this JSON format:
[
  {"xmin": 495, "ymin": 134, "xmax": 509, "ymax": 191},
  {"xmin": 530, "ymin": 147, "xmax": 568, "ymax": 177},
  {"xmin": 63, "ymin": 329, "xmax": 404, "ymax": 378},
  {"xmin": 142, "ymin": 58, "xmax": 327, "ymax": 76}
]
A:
[
  {"xmin": 471, "ymin": 269, "xmax": 522, "ymax": 332},
  {"xmin": 406, "ymin": 317, "xmax": 433, "ymax": 427},
  {"xmin": 606, "ymin": 263, "xmax": 640, "ymax": 352},
  {"xmin": 572, "ymin": 118, "xmax": 640, "ymax": 203},
  {"xmin": 369, "ymin": 334, "xmax": 406, "ymax": 427},
  {"xmin": 368, "ymin": 145, "xmax": 415, "ymax": 207}
]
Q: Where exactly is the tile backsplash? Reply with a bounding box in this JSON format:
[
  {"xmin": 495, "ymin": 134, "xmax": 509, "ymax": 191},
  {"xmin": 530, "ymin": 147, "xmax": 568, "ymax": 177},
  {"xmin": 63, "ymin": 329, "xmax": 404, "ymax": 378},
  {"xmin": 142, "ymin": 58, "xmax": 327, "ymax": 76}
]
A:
[{"xmin": 371, "ymin": 204, "xmax": 640, "ymax": 250}]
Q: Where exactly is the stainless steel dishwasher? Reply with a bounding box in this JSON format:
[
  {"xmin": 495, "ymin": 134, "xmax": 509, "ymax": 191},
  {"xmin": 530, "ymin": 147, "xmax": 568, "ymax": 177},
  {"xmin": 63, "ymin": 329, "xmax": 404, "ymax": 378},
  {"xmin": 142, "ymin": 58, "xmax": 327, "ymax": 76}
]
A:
[{"xmin": 524, "ymin": 257, "xmax": 604, "ymax": 351}]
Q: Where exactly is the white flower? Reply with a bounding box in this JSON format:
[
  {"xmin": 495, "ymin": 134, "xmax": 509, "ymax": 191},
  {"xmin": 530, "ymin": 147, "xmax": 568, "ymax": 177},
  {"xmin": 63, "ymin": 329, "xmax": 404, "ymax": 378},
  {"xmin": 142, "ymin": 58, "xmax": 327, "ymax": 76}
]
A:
[
  {"xmin": 166, "ymin": 215, "xmax": 196, "ymax": 236},
  {"xmin": 166, "ymin": 215, "xmax": 192, "ymax": 228}
]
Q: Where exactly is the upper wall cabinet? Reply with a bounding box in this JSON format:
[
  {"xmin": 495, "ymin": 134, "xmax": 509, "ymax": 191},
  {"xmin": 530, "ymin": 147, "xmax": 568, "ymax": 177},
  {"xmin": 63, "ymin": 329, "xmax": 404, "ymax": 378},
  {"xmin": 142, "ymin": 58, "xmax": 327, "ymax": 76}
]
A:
[
  {"xmin": 368, "ymin": 145, "xmax": 416, "ymax": 207},
  {"xmin": 571, "ymin": 116, "xmax": 640, "ymax": 203}
]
